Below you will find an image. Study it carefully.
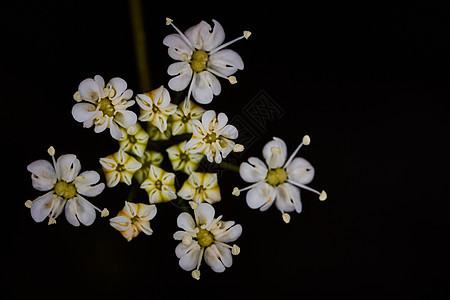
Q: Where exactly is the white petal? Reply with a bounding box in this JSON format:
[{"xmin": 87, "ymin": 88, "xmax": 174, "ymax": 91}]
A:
[
  {"xmin": 286, "ymin": 157, "xmax": 315, "ymax": 185},
  {"xmin": 65, "ymin": 196, "xmax": 97, "ymax": 226},
  {"xmin": 56, "ymin": 154, "xmax": 81, "ymax": 182},
  {"xmin": 176, "ymin": 242, "xmax": 201, "ymax": 271},
  {"xmin": 208, "ymin": 49, "xmax": 244, "ymax": 76},
  {"xmin": 108, "ymin": 77, "xmax": 128, "ymax": 101},
  {"xmin": 218, "ymin": 124, "xmax": 238, "ymax": 139},
  {"xmin": 75, "ymin": 171, "xmax": 104, "ymax": 197},
  {"xmin": 29, "ymin": 192, "xmax": 54, "ymax": 223},
  {"xmin": 194, "ymin": 203, "xmax": 215, "ymax": 227},
  {"xmin": 168, "ymin": 62, "xmax": 193, "ymax": 91},
  {"xmin": 163, "ymin": 33, "xmax": 193, "ymax": 60},
  {"xmin": 201, "ymin": 110, "xmax": 216, "ymax": 130},
  {"xmin": 262, "ymin": 137, "xmax": 288, "ymax": 169},
  {"xmin": 215, "ymin": 224, "xmax": 242, "ymax": 243},
  {"xmin": 78, "ymin": 78, "xmax": 101, "ymax": 102},
  {"xmin": 137, "ymin": 204, "xmax": 157, "ymax": 221},
  {"xmin": 71, "ymin": 103, "xmax": 97, "ymax": 123},
  {"xmin": 204, "ymin": 245, "xmax": 226, "ymax": 273},
  {"xmin": 275, "ymin": 183, "xmax": 301, "ymax": 213},
  {"xmin": 239, "ymin": 157, "xmax": 268, "ymax": 183},
  {"xmin": 109, "ymin": 215, "xmax": 132, "ymax": 232},
  {"xmin": 115, "ymin": 110, "xmax": 137, "ymax": 130},
  {"xmin": 27, "ymin": 160, "xmax": 56, "ymax": 191},
  {"xmin": 109, "ymin": 121, "xmax": 124, "ymax": 140},
  {"xmin": 215, "ymin": 243, "xmax": 233, "ymax": 268},
  {"xmin": 192, "ymin": 71, "xmax": 221, "ymax": 104},
  {"xmin": 246, "ymin": 182, "xmax": 277, "ymax": 211},
  {"xmin": 177, "ymin": 212, "xmax": 196, "ymax": 231},
  {"xmin": 136, "ymin": 93, "xmax": 153, "ymax": 111}
]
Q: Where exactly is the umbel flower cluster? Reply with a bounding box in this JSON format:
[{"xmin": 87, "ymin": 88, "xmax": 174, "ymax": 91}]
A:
[{"xmin": 25, "ymin": 18, "xmax": 326, "ymax": 280}]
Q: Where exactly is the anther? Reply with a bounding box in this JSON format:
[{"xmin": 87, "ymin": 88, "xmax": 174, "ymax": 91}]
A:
[
  {"xmin": 182, "ymin": 234, "xmax": 193, "ymax": 246},
  {"xmin": 47, "ymin": 146, "xmax": 55, "ymax": 156},
  {"xmin": 228, "ymin": 76, "xmax": 237, "ymax": 84},
  {"xmin": 282, "ymin": 213, "xmax": 291, "ymax": 223},
  {"xmin": 232, "ymin": 244, "xmax": 240, "ymax": 255},
  {"xmin": 319, "ymin": 190, "xmax": 327, "ymax": 201},
  {"xmin": 244, "ymin": 31, "xmax": 252, "ymax": 39},
  {"xmin": 101, "ymin": 208, "xmax": 109, "ymax": 217},
  {"xmin": 48, "ymin": 217, "xmax": 56, "ymax": 225},
  {"xmin": 233, "ymin": 144, "xmax": 244, "ymax": 152},
  {"xmin": 25, "ymin": 200, "xmax": 33, "ymax": 208},
  {"xmin": 166, "ymin": 17, "xmax": 173, "ymax": 25},
  {"xmin": 232, "ymin": 187, "xmax": 240, "ymax": 196},
  {"xmin": 73, "ymin": 91, "xmax": 82, "ymax": 102},
  {"xmin": 191, "ymin": 270, "xmax": 200, "ymax": 280},
  {"xmin": 302, "ymin": 135, "xmax": 311, "ymax": 145}
]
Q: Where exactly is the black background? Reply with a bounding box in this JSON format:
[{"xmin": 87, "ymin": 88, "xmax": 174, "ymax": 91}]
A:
[{"xmin": 3, "ymin": 0, "xmax": 448, "ymax": 299}]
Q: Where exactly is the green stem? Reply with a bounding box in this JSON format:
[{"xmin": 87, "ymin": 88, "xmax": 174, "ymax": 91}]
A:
[
  {"xmin": 129, "ymin": 0, "xmax": 151, "ymax": 91},
  {"xmin": 220, "ymin": 162, "xmax": 240, "ymax": 172}
]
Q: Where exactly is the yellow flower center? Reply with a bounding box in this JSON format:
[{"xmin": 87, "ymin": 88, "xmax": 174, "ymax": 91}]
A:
[
  {"xmin": 266, "ymin": 168, "xmax": 288, "ymax": 186},
  {"xmin": 54, "ymin": 181, "xmax": 77, "ymax": 199},
  {"xmin": 98, "ymin": 98, "xmax": 115, "ymax": 117},
  {"xmin": 196, "ymin": 227, "xmax": 214, "ymax": 247},
  {"xmin": 203, "ymin": 132, "xmax": 217, "ymax": 143},
  {"xmin": 154, "ymin": 180, "xmax": 163, "ymax": 190},
  {"xmin": 190, "ymin": 50, "xmax": 209, "ymax": 72}
]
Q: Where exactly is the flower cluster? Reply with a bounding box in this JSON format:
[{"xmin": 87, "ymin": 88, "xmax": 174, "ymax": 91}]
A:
[{"xmin": 25, "ymin": 18, "xmax": 327, "ymax": 280}]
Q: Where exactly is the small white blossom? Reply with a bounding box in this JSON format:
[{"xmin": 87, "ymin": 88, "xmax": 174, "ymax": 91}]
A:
[
  {"xmin": 178, "ymin": 172, "xmax": 221, "ymax": 205},
  {"xmin": 136, "ymin": 85, "xmax": 177, "ymax": 133},
  {"xmin": 118, "ymin": 123, "xmax": 150, "ymax": 157},
  {"xmin": 72, "ymin": 75, "xmax": 137, "ymax": 140},
  {"xmin": 140, "ymin": 165, "xmax": 177, "ymax": 204},
  {"xmin": 174, "ymin": 203, "xmax": 242, "ymax": 280},
  {"xmin": 25, "ymin": 147, "xmax": 108, "ymax": 226},
  {"xmin": 166, "ymin": 140, "xmax": 204, "ymax": 175},
  {"xmin": 164, "ymin": 18, "xmax": 250, "ymax": 104},
  {"xmin": 185, "ymin": 110, "xmax": 240, "ymax": 164},
  {"xmin": 99, "ymin": 150, "xmax": 142, "ymax": 187},
  {"xmin": 233, "ymin": 136, "xmax": 327, "ymax": 222},
  {"xmin": 110, "ymin": 201, "xmax": 157, "ymax": 242}
]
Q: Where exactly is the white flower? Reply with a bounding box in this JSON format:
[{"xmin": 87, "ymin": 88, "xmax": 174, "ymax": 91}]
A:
[
  {"xmin": 99, "ymin": 150, "xmax": 142, "ymax": 187},
  {"xmin": 140, "ymin": 165, "xmax": 177, "ymax": 204},
  {"xmin": 136, "ymin": 85, "xmax": 177, "ymax": 133},
  {"xmin": 166, "ymin": 140, "xmax": 204, "ymax": 175},
  {"xmin": 232, "ymin": 136, "xmax": 327, "ymax": 223},
  {"xmin": 174, "ymin": 203, "xmax": 242, "ymax": 280},
  {"xmin": 178, "ymin": 172, "xmax": 221, "ymax": 205},
  {"xmin": 185, "ymin": 110, "xmax": 242, "ymax": 164},
  {"xmin": 72, "ymin": 75, "xmax": 137, "ymax": 140},
  {"xmin": 118, "ymin": 123, "xmax": 149, "ymax": 157},
  {"xmin": 164, "ymin": 18, "xmax": 251, "ymax": 104},
  {"xmin": 25, "ymin": 147, "xmax": 108, "ymax": 226},
  {"xmin": 171, "ymin": 97, "xmax": 205, "ymax": 136},
  {"xmin": 109, "ymin": 201, "xmax": 157, "ymax": 242}
]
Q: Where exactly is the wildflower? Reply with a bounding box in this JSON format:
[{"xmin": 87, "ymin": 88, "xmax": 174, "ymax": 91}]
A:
[
  {"xmin": 99, "ymin": 150, "xmax": 142, "ymax": 187},
  {"xmin": 166, "ymin": 140, "xmax": 204, "ymax": 174},
  {"xmin": 171, "ymin": 97, "xmax": 205, "ymax": 136},
  {"xmin": 136, "ymin": 85, "xmax": 177, "ymax": 133},
  {"xmin": 174, "ymin": 203, "xmax": 242, "ymax": 280},
  {"xmin": 178, "ymin": 172, "xmax": 221, "ymax": 205},
  {"xmin": 110, "ymin": 201, "xmax": 157, "ymax": 242},
  {"xmin": 140, "ymin": 165, "xmax": 177, "ymax": 204},
  {"xmin": 118, "ymin": 123, "xmax": 149, "ymax": 157},
  {"xmin": 185, "ymin": 110, "xmax": 242, "ymax": 163},
  {"xmin": 72, "ymin": 75, "xmax": 137, "ymax": 140},
  {"xmin": 134, "ymin": 150, "xmax": 164, "ymax": 184},
  {"xmin": 25, "ymin": 146, "xmax": 108, "ymax": 226},
  {"xmin": 232, "ymin": 136, "xmax": 327, "ymax": 223},
  {"xmin": 164, "ymin": 18, "xmax": 250, "ymax": 104}
]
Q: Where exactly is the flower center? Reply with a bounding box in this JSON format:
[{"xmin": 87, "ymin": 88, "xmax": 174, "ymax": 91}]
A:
[
  {"xmin": 179, "ymin": 152, "xmax": 190, "ymax": 162},
  {"xmin": 266, "ymin": 168, "xmax": 288, "ymax": 186},
  {"xmin": 54, "ymin": 180, "xmax": 77, "ymax": 199},
  {"xmin": 129, "ymin": 135, "xmax": 137, "ymax": 144},
  {"xmin": 98, "ymin": 98, "xmax": 115, "ymax": 117},
  {"xmin": 196, "ymin": 227, "xmax": 214, "ymax": 247},
  {"xmin": 190, "ymin": 50, "xmax": 209, "ymax": 72},
  {"xmin": 203, "ymin": 132, "xmax": 217, "ymax": 143},
  {"xmin": 196, "ymin": 185, "xmax": 205, "ymax": 194},
  {"xmin": 154, "ymin": 180, "xmax": 163, "ymax": 190},
  {"xmin": 181, "ymin": 115, "xmax": 190, "ymax": 123}
]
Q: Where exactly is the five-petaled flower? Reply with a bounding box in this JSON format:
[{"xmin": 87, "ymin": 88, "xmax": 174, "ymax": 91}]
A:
[
  {"xmin": 174, "ymin": 203, "xmax": 242, "ymax": 280},
  {"xmin": 140, "ymin": 165, "xmax": 177, "ymax": 203},
  {"xmin": 178, "ymin": 172, "xmax": 221, "ymax": 205},
  {"xmin": 110, "ymin": 201, "xmax": 157, "ymax": 242},
  {"xmin": 136, "ymin": 85, "xmax": 177, "ymax": 133},
  {"xmin": 171, "ymin": 97, "xmax": 205, "ymax": 136},
  {"xmin": 232, "ymin": 136, "xmax": 327, "ymax": 223},
  {"xmin": 185, "ymin": 110, "xmax": 242, "ymax": 163},
  {"xmin": 99, "ymin": 150, "xmax": 142, "ymax": 187},
  {"xmin": 72, "ymin": 75, "xmax": 137, "ymax": 140},
  {"xmin": 166, "ymin": 140, "xmax": 204, "ymax": 175},
  {"xmin": 25, "ymin": 147, "xmax": 108, "ymax": 226},
  {"xmin": 118, "ymin": 123, "xmax": 150, "ymax": 157},
  {"xmin": 164, "ymin": 18, "xmax": 250, "ymax": 104}
]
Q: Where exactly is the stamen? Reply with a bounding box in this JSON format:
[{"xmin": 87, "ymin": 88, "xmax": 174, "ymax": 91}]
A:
[
  {"xmin": 209, "ymin": 31, "xmax": 251, "ymax": 55},
  {"xmin": 73, "ymin": 91, "xmax": 82, "ymax": 102},
  {"xmin": 228, "ymin": 76, "xmax": 237, "ymax": 84},
  {"xmin": 232, "ymin": 187, "xmax": 240, "ymax": 196},
  {"xmin": 192, "ymin": 247, "xmax": 205, "ymax": 280},
  {"xmin": 287, "ymin": 179, "xmax": 324, "ymax": 200},
  {"xmin": 48, "ymin": 217, "xmax": 56, "ymax": 225},
  {"xmin": 191, "ymin": 270, "xmax": 200, "ymax": 280},
  {"xmin": 233, "ymin": 144, "xmax": 244, "ymax": 152},
  {"xmin": 232, "ymin": 244, "xmax": 240, "ymax": 255},
  {"xmin": 205, "ymin": 67, "xmax": 237, "ymax": 84},
  {"xmin": 232, "ymin": 182, "xmax": 262, "ymax": 196},
  {"xmin": 101, "ymin": 208, "xmax": 109, "ymax": 217},
  {"xmin": 25, "ymin": 200, "xmax": 33, "ymax": 208},
  {"xmin": 186, "ymin": 72, "xmax": 197, "ymax": 102},
  {"xmin": 165, "ymin": 18, "xmax": 195, "ymax": 50},
  {"xmin": 282, "ymin": 213, "xmax": 291, "ymax": 223},
  {"xmin": 283, "ymin": 135, "xmax": 310, "ymax": 169}
]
